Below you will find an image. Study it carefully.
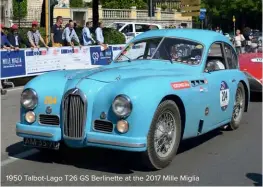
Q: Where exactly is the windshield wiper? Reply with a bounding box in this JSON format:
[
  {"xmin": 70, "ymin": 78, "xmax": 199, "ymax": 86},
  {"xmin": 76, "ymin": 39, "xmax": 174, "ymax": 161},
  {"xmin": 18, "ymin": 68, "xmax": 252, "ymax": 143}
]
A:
[{"xmin": 164, "ymin": 46, "xmax": 173, "ymax": 64}]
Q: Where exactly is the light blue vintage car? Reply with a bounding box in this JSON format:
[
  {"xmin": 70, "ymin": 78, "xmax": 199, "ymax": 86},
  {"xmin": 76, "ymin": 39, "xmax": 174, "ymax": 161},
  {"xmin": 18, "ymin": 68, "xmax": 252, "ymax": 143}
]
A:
[{"xmin": 16, "ymin": 29, "xmax": 250, "ymax": 170}]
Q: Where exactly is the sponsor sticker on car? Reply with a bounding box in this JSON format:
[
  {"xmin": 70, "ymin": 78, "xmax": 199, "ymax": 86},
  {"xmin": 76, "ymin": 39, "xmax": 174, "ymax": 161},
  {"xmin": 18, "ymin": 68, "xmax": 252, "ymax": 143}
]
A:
[
  {"xmin": 171, "ymin": 81, "xmax": 191, "ymax": 90},
  {"xmin": 220, "ymin": 81, "xmax": 230, "ymax": 111}
]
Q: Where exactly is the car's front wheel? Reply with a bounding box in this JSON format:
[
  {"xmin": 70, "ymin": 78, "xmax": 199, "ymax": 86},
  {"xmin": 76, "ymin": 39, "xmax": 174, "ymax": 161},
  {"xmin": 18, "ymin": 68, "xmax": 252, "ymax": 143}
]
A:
[
  {"xmin": 228, "ymin": 82, "xmax": 246, "ymax": 130},
  {"xmin": 142, "ymin": 100, "xmax": 181, "ymax": 170}
]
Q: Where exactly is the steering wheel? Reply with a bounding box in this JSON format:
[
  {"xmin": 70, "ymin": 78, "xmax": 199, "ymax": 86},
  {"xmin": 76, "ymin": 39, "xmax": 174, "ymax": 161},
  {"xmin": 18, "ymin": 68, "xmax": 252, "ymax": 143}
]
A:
[{"xmin": 136, "ymin": 55, "xmax": 151, "ymax": 59}]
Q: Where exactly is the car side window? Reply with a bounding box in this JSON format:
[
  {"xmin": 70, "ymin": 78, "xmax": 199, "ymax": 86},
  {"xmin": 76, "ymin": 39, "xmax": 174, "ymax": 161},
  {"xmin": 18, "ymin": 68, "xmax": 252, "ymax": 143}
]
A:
[
  {"xmin": 224, "ymin": 43, "xmax": 238, "ymax": 69},
  {"xmin": 122, "ymin": 24, "xmax": 133, "ymax": 34},
  {"xmin": 135, "ymin": 24, "xmax": 149, "ymax": 32},
  {"xmin": 205, "ymin": 43, "xmax": 227, "ymax": 72}
]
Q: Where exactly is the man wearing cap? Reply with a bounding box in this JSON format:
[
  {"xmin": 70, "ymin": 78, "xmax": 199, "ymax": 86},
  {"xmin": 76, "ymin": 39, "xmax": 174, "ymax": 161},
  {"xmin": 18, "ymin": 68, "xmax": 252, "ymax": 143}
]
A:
[
  {"xmin": 7, "ymin": 24, "xmax": 30, "ymax": 50},
  {"xmin": 27, "ymin": 21, "xmax": 49, "ymax": 48},
  {"xmin": 0, "ymin": 24, "xmax": 13, "ymax": 50},
  {"xmin": 51, "ymin": 16, "xmax": 64, "ymax": 47}
]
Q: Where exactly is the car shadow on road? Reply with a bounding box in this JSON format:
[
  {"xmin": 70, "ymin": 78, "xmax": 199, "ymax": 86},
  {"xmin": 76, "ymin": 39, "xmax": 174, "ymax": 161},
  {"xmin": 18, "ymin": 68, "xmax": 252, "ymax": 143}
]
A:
[
  {"xmin": 250, "ymin": 92, "xmax": 262, "ymax": 102},
  {"xmin": 6, "ymin": 129, "xmax": 223, "ymax": 174},
  {"xmin": 246, "ymin": 173, "xmax": 262, "ymax": 186}
]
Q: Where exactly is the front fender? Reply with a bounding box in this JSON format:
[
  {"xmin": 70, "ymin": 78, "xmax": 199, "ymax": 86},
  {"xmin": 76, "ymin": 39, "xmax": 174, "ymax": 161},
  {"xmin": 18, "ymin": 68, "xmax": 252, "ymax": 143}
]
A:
[
  {"xmin": 21, "ymin": 70, "xmax": 79, "ymax": 125},
  {"xmin": 91, "ymin": 76, "xmax": 202, "ymax": 139}
]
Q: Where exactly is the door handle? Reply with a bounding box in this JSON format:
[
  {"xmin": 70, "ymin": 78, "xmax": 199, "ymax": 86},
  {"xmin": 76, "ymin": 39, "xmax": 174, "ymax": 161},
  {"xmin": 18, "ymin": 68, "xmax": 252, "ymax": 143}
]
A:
[{"xmin": 232, "ymin": 79, "xmax": 236, "ymax": 82}]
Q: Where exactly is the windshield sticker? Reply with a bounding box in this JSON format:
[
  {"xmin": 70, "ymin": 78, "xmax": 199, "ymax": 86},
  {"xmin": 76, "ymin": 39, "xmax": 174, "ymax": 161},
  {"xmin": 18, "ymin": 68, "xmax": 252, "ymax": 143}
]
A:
[
  {"xmin": 196, "ymin": 45, "xmax": 203, "ymax": 49},
  {"xmin": 171, "ymin": 81, "xmax": 191, "ymax": 90},
  {"xmin": 220, "ymin": 81, "xmax": 230, "ymax": 111}
]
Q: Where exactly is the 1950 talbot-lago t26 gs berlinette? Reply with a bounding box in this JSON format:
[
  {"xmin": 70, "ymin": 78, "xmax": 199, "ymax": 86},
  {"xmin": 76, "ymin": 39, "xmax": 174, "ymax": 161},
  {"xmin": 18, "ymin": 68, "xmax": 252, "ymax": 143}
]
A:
[{"xmin": 16, "ymin": 29, "xmax": 250, "ymax": 170}]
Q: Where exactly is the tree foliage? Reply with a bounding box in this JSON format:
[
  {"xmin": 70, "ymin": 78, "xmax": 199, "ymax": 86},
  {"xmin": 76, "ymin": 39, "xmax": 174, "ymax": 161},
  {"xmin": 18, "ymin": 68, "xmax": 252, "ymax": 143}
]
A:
[
  {"xmin": 101, "ymin": 0, "xmax": 147, "ymax": 9},
  {"xmin": 69, "ymin": 0, "xmax": 83, "ymax": 8},
  {"xmin": 12, "ymin": 0, "xmax": 27, "ymax": 19},
  {"xmin": 200, "ymin": 0, "xmax": 262, "ymax": 31}
]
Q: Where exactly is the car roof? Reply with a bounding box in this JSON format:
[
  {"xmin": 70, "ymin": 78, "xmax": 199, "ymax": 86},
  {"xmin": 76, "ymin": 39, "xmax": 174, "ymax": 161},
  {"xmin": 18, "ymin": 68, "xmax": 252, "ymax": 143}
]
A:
[
  {"xmin": 132, "ymin": 29, "xmax": 232, "ymax": 46},
  {"xmin": 113, "ymin": 22, "xmax": 161, "ymax": 26}
]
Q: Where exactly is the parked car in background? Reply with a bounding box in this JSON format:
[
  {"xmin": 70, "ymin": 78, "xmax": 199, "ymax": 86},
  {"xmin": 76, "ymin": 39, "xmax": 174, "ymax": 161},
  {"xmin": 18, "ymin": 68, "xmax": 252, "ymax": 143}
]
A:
[
  {"xmin": 239, "ymin": 52, "xmax": 262, "ymax": 93},
  {"xmin": 108, "ymin": 22, "xmax": 162, "ymax": 43}
]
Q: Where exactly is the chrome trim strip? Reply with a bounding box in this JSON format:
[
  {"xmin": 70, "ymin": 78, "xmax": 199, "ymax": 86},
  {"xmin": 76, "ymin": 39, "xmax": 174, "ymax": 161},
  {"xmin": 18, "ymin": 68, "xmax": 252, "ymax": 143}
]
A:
[
  {"xmin": 87, "ymin": 138, "xmax": 146, "ymax": 148},
  {"xmin": 16, "ymin": 129, "xmax": 53, "ymax": 137}
]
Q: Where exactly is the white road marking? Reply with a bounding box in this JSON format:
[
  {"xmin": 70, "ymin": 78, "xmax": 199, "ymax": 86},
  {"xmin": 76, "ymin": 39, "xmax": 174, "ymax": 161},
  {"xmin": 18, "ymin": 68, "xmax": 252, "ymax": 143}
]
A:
[{"xmin": 1, "ymin": 149, "xmax": 39, "ymax": 167}]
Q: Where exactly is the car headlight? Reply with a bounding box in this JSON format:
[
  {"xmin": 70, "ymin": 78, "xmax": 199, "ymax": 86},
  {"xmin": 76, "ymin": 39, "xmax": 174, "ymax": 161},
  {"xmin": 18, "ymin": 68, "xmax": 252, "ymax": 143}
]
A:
[
  {"xmin": 112, "ymin": 95, "xmax": 132, "ymax": 118},
  {"xmin": 20, "ymin": 89, "xmax": 38, "ymax": 109}
]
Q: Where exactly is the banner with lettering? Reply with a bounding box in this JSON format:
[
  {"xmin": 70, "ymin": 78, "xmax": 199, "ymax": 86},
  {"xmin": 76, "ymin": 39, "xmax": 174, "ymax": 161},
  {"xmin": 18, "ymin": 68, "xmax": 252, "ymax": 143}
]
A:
[
  {"xmin": 0, "ymin": 45, "xmax": 126, "ymax": 79},
  {"xmin": 1, "ymin": 50, "xmax": 26, "ymax": 78},
  {"xmin": 89, "ymin": 46, "xmax": 113, "ymax": 65}
]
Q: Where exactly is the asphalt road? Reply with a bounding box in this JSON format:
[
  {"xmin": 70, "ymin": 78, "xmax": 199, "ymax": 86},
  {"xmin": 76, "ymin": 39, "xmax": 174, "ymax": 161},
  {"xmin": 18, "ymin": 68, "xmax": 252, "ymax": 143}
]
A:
[{"xmin": 1, "ymin": 88, "xmax": 262, "ymax": 186}]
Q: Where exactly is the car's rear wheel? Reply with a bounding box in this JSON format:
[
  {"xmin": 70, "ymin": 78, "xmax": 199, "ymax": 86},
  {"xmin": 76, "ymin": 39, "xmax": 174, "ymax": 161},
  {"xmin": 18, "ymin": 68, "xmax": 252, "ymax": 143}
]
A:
[
  {"xmin": 142, "ymin": 100, "xmax": 181, "ymax": 170},
  {"xmin": 228, "ymin": 82, "xmax": 246, "ymax": 130}
]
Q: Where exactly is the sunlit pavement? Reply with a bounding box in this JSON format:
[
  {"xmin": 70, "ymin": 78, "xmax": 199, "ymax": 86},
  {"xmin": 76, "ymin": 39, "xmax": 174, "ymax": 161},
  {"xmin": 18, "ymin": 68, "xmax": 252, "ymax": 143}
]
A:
[{"xmin": 1, "ymin": 88, "xmax": 262, "ymax": 186}]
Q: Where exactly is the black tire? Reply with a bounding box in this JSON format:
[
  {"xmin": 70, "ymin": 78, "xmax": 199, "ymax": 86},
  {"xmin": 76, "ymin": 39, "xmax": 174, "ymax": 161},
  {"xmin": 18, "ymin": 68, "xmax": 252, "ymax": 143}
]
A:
[
  {"xmin": 1, "ymin": 89, "xmax": 7, "ymax": 95},
  {"xmin": 228, "ymin": 82, "xmax": 246, "ymax": 130},
  {"xmin": 142, "ymin": 100, "xmax": 182, "ymax": 170}
]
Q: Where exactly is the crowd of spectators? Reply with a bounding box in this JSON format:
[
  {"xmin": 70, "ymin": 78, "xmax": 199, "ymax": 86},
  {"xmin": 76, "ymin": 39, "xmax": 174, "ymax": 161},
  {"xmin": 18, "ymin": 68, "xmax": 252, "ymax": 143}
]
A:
[{"xmin": 0, "ymin": 16, "xmax": 108, "ymax": 51}]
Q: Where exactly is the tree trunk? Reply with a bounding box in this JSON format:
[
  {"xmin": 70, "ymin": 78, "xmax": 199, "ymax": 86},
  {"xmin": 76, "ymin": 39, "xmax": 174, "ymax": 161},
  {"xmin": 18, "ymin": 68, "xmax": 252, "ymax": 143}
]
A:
[
  {"xmin": 40, "ymin": 0, "xmax": 45, "ymax": 27},
  {"xmin": 92, "ymin": 0, "xmax": 99, "ymax": 30}
]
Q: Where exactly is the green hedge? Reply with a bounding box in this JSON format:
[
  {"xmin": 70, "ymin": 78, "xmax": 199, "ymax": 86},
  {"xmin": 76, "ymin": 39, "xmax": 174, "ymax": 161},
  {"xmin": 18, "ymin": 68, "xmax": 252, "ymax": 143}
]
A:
[{"xmin": 4, "ymin": 27, "xmax": 125, "ymax": 47}]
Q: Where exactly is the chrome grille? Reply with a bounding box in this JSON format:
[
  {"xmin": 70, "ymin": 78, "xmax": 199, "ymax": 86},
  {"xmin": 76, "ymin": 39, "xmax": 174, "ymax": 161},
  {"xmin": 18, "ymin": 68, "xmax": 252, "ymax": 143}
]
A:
[
  {"xmin": 93, "ymin": 120, "xmax": 113, "ymax": 133},
  {"xmin": 39, "ymin": 114, "xmax": 59, "ymax": 125},
  {"xmin": 63, "ymin": 89, "xmax": 86, "ymax": 139}
]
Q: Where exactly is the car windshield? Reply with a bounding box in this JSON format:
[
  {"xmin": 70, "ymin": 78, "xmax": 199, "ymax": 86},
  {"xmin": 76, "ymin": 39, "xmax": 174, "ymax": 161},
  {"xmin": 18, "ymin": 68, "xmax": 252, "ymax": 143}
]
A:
[{"xmin": 115, "ymin": 37, "xmax": 204, "ymax": 65}]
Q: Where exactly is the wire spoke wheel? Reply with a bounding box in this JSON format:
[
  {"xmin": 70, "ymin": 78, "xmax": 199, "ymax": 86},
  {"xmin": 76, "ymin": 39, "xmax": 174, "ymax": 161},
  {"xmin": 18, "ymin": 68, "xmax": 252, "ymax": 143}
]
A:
[
  {"xmin": 233, "ymin": 86, "xmax": 244, "ymax": 122},
  {"xmin": 154, "ymin": 110, "xmax": 176, "ymax": 158}
]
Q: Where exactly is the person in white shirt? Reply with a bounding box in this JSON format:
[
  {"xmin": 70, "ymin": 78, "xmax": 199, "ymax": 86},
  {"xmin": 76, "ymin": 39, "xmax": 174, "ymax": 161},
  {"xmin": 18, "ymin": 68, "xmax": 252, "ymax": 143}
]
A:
[
  {"xmin": 95, "ymin": 22, "xmax": 108, "ymax": 50},
  {"xmin": 82, "ymin": 21, "xmax": 95, "ymax": 46},
  {"xmin": 234, "ymin": 29, "xmax": 245, "ymax": 55},
  {"xmin": 62, "ymin": 21, "xmax": 81, "ymax": 47},
  {"xmin": 95, "ymin": 22, "xmax": 104, "ymax": 44}
]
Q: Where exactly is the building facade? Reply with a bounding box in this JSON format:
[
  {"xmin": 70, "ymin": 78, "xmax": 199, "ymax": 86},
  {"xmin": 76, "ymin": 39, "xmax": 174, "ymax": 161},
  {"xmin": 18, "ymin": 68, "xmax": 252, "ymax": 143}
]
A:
[{"xmin": 1, "ymin": 0, "xmax": 12, "ymax": 27}]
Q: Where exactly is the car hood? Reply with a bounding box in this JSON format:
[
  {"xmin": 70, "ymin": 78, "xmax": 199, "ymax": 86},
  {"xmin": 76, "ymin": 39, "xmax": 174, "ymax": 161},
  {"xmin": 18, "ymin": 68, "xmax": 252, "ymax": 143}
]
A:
[{"xmin": 64, "ymin": 60, "xmax": 197, "ymax": 82}]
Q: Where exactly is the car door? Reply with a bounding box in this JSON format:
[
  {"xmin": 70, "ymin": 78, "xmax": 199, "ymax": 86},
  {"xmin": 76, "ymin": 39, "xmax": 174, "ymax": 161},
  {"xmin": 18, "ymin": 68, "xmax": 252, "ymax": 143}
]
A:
[
  {"xmin": 203, "ymin": 42, "xmax": 236, "ymax": 127},
  {"xmin": 120, "ymin": 24, "xmax": 134, "ymax": 43},
  {"xmin": 222, "ymin": 42, "xmax": 239, "ymax": 93}
]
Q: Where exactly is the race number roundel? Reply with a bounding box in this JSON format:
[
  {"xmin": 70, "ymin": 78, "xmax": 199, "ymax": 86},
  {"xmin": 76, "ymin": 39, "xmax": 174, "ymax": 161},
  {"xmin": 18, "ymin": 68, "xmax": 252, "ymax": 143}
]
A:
[{"xmin": 220, "ymin": 81, "xmax": 230, "ymax": 111}]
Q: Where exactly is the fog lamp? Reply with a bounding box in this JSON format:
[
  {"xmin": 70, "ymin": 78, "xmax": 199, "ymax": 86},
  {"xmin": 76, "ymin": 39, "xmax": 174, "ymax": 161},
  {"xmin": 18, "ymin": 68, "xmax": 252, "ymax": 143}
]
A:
[
  {"xmin": 25, "ymin": 111, "xmax": 36, "ymax": 124},
  {"xmin": 116, "ymin": 120, "xmax": 129, "ymax": 133}
]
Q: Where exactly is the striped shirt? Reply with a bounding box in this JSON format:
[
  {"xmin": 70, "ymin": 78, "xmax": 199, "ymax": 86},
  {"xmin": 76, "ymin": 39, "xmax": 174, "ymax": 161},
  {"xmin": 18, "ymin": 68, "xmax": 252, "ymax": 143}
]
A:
[{"xmin": 27, "ymin": 30, "xmax": 41, "ymax": 46}]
